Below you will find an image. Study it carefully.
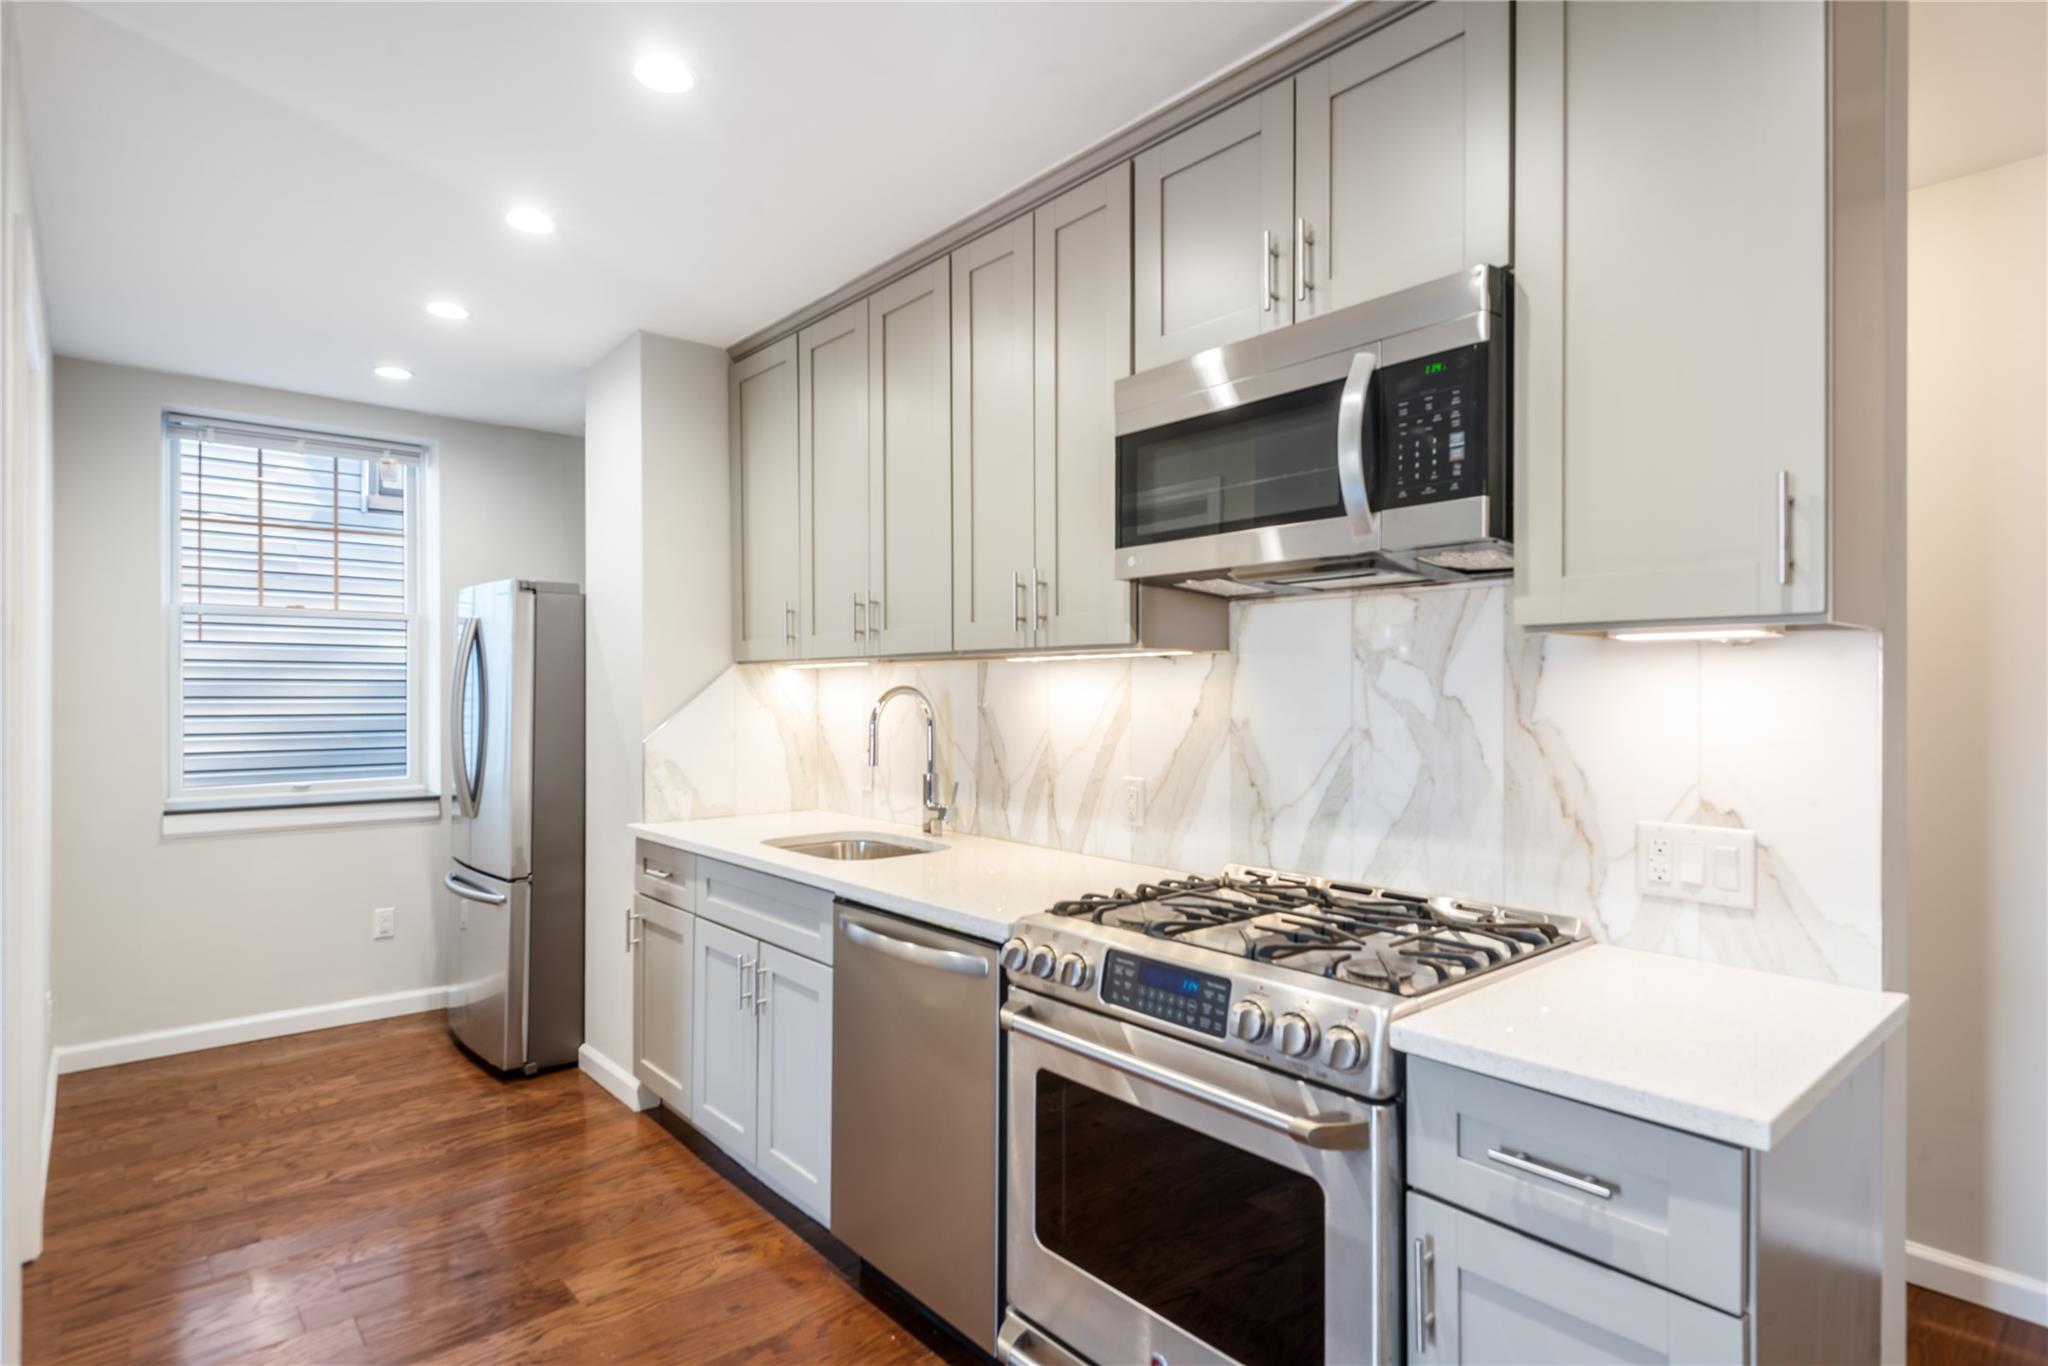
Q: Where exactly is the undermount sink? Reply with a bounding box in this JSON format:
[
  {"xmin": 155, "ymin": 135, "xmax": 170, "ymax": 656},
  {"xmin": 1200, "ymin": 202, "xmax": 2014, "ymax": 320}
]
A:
[{"xmin": 763, "ymin": 831, "xmax": 944, "ymax": 862}]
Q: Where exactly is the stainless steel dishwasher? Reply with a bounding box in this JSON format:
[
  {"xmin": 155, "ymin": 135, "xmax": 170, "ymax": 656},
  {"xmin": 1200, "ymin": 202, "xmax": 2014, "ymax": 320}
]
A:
[{"xmin": 832, "ymin": 902, "xmax": 1001, "ymax": 1355}]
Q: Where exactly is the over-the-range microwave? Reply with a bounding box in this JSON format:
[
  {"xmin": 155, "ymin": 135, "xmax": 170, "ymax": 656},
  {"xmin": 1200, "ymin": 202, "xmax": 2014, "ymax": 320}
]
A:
[{"xmin": 1113, "ymin": 265, "xmax": 1511, "ymax": 596}]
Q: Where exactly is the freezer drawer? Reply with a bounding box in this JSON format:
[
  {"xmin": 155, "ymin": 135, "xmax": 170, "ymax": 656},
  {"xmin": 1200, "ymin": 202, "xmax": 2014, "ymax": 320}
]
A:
[{"xmin": 445, "ymin": 864, "xmax": 528, "ymax": 1071}]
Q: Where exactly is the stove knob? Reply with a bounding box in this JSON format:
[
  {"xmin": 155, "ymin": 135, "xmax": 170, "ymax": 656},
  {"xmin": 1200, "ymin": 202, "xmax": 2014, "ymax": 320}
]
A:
[
  {"xmin": 1323, "ymin": 1025, "xmax": 1366, "ymax": 1073},
  {"xmin": 1228, "ymin": 999, "xmax": 1271, "ymax": 1043},
  {"xmin": 1028, "ymin": 944, "xmax": 1058, "ymax": 980},
  {"xmin": 998, "ymin": 938, "xmax": 1030, "ymax": 973},
  {"xmin": 1275, "ymin": 1012, "xmax": 1319, "ymax": 1059}
]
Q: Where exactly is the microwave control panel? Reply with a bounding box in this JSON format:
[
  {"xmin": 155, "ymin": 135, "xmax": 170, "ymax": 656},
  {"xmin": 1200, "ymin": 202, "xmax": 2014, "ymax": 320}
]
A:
[{"xmin": 1377, "ymin": 342, "xmax": 1490, "ymax": 508}]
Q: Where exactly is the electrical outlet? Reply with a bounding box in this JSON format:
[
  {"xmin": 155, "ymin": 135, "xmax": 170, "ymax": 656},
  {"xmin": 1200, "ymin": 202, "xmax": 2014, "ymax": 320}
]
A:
[
  {"xmin": 1121, "ymin": 777, "xmax": 1147, "ymax": 828},
  {"xmin": 372, "ymin": 906, "xmax": 396, "ymax": 940},
  {"xmin": 1636, "ymin": 821, "xmax": 1756, "ymax": 909}
]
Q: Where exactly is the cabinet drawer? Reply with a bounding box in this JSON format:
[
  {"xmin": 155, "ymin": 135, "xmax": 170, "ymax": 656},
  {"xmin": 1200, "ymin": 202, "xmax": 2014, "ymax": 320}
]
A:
[
  {"xmin": 635, "ymin": 841, "xmax": 694, "ymax": 910},
  {"xmin": 694, "ymin": 858, "xmax": 834, "ymax": 965},
  {"xmin": 1407, "ymin": 1058, "xmax": 1746, "ymax": 1314}
]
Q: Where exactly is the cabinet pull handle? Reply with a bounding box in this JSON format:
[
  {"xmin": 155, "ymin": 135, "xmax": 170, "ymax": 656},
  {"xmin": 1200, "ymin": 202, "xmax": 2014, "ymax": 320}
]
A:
[
  {"xmin": 785, "ymin": 601, "xmax": 796, "ymax": 648},
  {"xmin": 1296, "ymin": 218, "xmax": 1314, "ymax": 302},
  {"xmin": 756, "ymin": 962, "xmax": 770, "ymax": 1013},
  {"xmin": 853, "ymin": 592, "xmax": 866, "ymax": 644},
  {"xmin": 1485, "ymin": 1146, "xmax": 1617, "ymax": 1199},
  {"xmin": 1013, "ymin": 571, "xmax": 1028, "ymax": 633},
  {"xmin": 641, "ymin": 864, "xmax": 672, "ymax": 881},
  {"xmin": 738, "ymin": 953, "xmax": 754, "ymax": 1009},
  {"xmin": 1777, "ymin": 470, "xmax": 1793, "ymax": 586},
  {"xmin": 1413, "ymin": 1234, "xmax": 1436, "ymax": 1353},
  {"xmin": 626, "ymin": 904, "xmax": 641, "ymax": 951},
  {"xmin": 1261, "ymin": 229, "xmax": 1277, "ymax": 312},
  {"xmin": 869, "ymin": 594, "xmax": 881, "ymax": 646},
  {"xmin": 1032, "ymin": 573, "xmax": 1048, "ymax": 636}
]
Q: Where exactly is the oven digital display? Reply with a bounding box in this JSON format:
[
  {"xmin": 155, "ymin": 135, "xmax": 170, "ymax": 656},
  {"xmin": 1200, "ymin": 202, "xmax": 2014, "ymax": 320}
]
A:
[{"xmin": 1103, "ymin": 950, "xmax": 1231, "ymax": 1037}]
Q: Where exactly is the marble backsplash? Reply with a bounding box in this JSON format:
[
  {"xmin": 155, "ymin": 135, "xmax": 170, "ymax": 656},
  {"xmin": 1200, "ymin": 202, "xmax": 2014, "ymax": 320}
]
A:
[{"xmin": 645, "ymin": 584, "xmax": 1883, "ymax": 989}]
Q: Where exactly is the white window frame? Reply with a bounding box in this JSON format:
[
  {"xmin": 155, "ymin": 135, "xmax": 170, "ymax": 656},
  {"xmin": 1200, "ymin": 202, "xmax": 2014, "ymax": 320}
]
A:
[{"xmin": 161, "ymin": 410, "xmax": 438, "ymax": 817}]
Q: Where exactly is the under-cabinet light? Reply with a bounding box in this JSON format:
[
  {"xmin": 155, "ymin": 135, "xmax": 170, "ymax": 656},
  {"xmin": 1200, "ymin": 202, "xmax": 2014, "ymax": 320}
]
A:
[
  {"xmin": 1004, "ymin": 650, "xmax": 1193, "ymax": 664},
  {"xmin": 1607, "ymin": 627, "xmax": 1784, "ymax": 644},
  {"xmin": 784, "ymin": 660, "xmax": 872, "ymax": 670}
]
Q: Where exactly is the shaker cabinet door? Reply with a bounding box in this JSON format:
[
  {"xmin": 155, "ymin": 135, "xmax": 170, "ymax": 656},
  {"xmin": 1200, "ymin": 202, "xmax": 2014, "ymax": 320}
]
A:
[
  {"xmin": 1408, "ymin": 1193, "xmax": 1747, "ymax": 1365},
  {"xmin": 631, "ymin": 896, "xmax": 693, "ymax": 1114},
  {"xmin": 753, "ymin": 944, "xmax": 833, "ymax": 1226},
  {"xmin": 798, "ymin": 299, "xmax": 871, "ymax": 658},
  {"xmin": 1133, "ymin": 84, "xmax": 1295, "ymax": 370},
  {"xmin": 1034, "ymin": 163, "xmax": 1136, "ymax": 650},
  {"xmin": 1293, "ymin": 1, "xmax": 1509, "ymax": 318},
  {"xmin": 731, "ymin": 338, "xmax": 801, "ymax": 661},
  {"xmin": 867, "ymin": 259, "xmax": 954, "ymax": 656},
  {"xmin": 1514, "ymin": 0, "xmax": 1829, "ymax": 629},
  {"xmin": 689, "ymin": 917, "xmax": 759, "ymax": 1168},
  {"xmin": 950, "ymin": 217, "xmax": 1037, "ymax": 654}
]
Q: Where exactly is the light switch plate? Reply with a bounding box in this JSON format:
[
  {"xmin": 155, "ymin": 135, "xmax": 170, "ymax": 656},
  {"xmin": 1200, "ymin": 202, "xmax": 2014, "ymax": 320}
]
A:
[
  {"xmin": 1636, "ymin": 821, "xmax": 1756, "ymax": 909},
  {"xmin": 372, "ymin": 906, "xmax": 396, "ymax": 940}
]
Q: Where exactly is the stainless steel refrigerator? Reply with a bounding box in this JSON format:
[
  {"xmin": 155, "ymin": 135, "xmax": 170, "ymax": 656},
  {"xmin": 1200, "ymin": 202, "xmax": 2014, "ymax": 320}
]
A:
[{"xmin": 442, "ymin": 579, "xmax": 585, "ymax": 1074}]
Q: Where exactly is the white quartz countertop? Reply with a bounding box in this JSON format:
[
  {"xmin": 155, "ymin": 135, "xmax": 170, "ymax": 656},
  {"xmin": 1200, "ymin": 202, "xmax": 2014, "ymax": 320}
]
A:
[
  {"xmin": 629, "ymin": 810, "xmax": 1184, "ymax": 944},
  {"xmin": 1390, "ymin": 943, "xmax": 1908, "ymax": 1150}
]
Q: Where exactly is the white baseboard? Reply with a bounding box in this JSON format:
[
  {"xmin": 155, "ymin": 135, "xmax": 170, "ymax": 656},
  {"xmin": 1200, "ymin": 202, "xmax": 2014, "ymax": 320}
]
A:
[
  {"xmin": 52, "ymin": 985, "xmax": 450, "ymax": 1075},
  {"xmin": 578, "ymin": 1044, "xmax": 657, "ymax": 1111},
  {"xmin": 1909, "ymin": 1239, "xmax": 2048, "ymax": 1327}
]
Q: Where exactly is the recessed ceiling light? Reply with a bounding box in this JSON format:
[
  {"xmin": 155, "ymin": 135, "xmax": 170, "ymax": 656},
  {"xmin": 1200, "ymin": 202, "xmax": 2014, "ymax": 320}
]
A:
[
  {"xmin": 505, "ymin": 205, "xmax": 556, "ymax": 235},
  {"xmin": 633, "ymin": 51, "xmax": 695, "ymax": 94},
  {"xmin": 424, "ymin": 299, "xmax": 469, "ymax": 321},
  {"xmin": 373, "ymin": 365, "xmax": 413, "ymax": 381}
]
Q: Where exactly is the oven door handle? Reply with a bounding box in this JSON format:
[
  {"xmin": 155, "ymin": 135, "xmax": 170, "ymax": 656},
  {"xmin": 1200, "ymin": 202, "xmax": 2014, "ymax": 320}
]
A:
[
  {"xmin": 1002, "ymin": 1002, "xmax": 1373, "ymax": 1151},
  {"xmin": 1336, "ymin": 350, "xmax": 1379, "ymax": 537}
]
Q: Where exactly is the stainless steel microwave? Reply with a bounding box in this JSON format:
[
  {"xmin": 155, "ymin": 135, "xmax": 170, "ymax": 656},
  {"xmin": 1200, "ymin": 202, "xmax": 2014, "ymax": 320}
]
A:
[{"xmin": 1113, "ymin": 266, "xmax": 1511, "ymax": 596}]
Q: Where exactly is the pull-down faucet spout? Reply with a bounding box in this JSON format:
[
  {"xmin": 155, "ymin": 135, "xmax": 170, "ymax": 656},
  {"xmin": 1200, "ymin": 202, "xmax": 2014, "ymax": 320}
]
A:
[{"xmin": 867, "ymin": 685, "xmax": 956, "ymax": 835}]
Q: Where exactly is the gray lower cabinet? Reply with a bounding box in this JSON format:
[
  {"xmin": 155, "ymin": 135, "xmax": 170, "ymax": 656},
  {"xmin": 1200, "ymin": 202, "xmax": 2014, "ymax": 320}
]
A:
[
  {"xmin": 866, "ymin": 259, "xmax": 953, "ymax": 655},
  {"xmin": 689, "ymin": 915, "xmax": 759, "ymax": 1163},
  {"xmin": 798, "ymin": 299, "xmax": 871, "ymax": 658},
  {"xmin": 1408, "ymin": 1192, "xmax": 1747, "ymax": 1365},
  {"xmin": 752, "ymin": 943, "xmax": 832, "ymax": 1222},
  {"xmin": 630, "ymin": 894, "xmax": 692, "ymax": 1113},
  {"xmin": 731, "ymin": 337, "xmax": 800, "ymax": 662}
]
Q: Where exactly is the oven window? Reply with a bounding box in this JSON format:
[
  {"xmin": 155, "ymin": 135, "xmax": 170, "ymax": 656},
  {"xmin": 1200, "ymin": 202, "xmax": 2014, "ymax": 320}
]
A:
[
  {"xmin": 1034, "ymin": 1072, "xmax": 1325, "ymax": 1366},
  {"xmin": 1116, "ymin": 379, "xmax": 1346, "ymax": 548}
]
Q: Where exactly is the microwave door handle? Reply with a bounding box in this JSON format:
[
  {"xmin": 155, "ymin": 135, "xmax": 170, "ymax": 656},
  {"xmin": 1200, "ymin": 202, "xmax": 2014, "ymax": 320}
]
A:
[{"xmin": 1337, "ymin": 351, "xmax": 1379, "ymax": 537}]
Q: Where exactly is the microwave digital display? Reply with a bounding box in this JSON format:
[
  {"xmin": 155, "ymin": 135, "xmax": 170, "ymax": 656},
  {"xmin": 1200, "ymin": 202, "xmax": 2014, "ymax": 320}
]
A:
[{"xmin": 1377, "ymin": 343, "xmax": 1489, "ymax": 510}]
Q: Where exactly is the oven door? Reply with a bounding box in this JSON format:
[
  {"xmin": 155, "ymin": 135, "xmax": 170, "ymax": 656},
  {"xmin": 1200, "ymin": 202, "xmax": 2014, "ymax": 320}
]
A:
[{"xmin": 1003, "ymin": 989, "xmax": 1400, "ymax": 1366}]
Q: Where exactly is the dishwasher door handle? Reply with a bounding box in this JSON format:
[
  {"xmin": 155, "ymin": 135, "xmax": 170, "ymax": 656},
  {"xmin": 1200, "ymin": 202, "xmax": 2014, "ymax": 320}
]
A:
[
  {"xmin": 1002, "ymin": 1002, "xmax": 1372, "ymax": 1151},
  {"xmin": 840, "ymin": 916, "xmax": 990, "ymax": 978}
]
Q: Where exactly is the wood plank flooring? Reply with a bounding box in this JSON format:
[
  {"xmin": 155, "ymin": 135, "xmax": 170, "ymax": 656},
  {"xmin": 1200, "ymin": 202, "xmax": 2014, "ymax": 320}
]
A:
[
  {"xmin": 25, "ymin": 1013, "xmax": 974, "ymax": 1364},
  {"xmin": 25, "ymin": 1012, "xmax": 2048, "ymax": 1365}
]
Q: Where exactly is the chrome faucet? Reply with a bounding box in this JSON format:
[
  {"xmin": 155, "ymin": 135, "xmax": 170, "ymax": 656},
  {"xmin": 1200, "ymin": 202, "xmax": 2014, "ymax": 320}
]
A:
[{"xmin": 867, "ymin": 685, "xmax": 957, "ymax": 835}]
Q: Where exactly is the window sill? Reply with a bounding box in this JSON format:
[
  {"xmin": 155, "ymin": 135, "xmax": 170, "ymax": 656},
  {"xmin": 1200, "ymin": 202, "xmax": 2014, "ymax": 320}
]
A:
[{"xmin": 161, "ymin": 796, "xmax": 444, "ymax": 839}]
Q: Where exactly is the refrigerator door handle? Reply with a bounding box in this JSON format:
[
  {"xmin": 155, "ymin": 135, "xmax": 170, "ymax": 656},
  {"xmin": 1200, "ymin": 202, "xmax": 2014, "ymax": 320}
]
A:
[
  {"xmin": 448, "ymin": 615, "xmax": 482, "ymax": 818},
  {"xmin": 443, "ymin": 871, "xmax": 508, "ymax": 906}
]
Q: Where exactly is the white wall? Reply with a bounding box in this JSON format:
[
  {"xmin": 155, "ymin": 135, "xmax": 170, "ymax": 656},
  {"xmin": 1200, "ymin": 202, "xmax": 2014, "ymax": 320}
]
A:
[
  {"xmin": 1, "ymin": 9, "xmax": 54, "ymax": 1356},
  {"xmin": 1905, "ymin": 153, "xmax": 2048, "ymax": 1324},
  {"xmin": 48, "ymin": 359, "xmax": 582, "ymax": 1053},
  {"xmin": 581, "ymin": 333, "xmax": 727, "ymax": 1095}
]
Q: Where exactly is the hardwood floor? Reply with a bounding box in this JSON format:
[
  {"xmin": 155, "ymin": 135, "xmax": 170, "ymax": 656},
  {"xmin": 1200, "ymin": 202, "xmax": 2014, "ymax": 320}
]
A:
[
  {"xmin": 26, "ymin": 1013, "xmax": 2048, "ymax": 1365},
  {"xmin": 24, "ymin": 1014, "xmax": 976, "ymax": 1364}
]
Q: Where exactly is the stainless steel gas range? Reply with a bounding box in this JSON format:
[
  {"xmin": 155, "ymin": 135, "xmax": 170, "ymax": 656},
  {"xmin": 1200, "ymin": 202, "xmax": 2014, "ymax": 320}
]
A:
[{"xmin": 995, "ymin": 867, "xmax": 1585, "ymax": 1366}]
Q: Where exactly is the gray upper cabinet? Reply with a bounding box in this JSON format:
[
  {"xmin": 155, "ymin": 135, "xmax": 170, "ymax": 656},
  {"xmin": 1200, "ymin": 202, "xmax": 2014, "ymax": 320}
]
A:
[
  {"xmin": 1034, "ymin": 163, "xmax": 1135, "ymax": 649},
  {"xmin": 1513, "ymin": 0, "xmax": 1892, "ymax": 631},
  {"xmin": 798, "ymin": 299, "xmax": 871, "ymax": 658},
  {"xmin": 867, "ymin": 259, "xmax": 954, "ymax": 655},
  {"xmin": 1293, "ymin": 1, "xmax": 1509, "ymax": 317},
  {"xmin": 731, "ymin": 337, "xmax": 800, "ymax": 662},
  {"xmin": 950, "ymin": 217, "xmax": 1036, "ymax": 653},
  {"xmin": 1133, "ymin": 84, "xmax": 1295, "ymax": 371}
]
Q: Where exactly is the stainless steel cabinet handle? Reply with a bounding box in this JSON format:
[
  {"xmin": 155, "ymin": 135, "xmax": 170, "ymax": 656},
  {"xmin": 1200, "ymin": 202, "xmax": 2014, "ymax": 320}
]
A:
[
  {"xmin": 841, "ymin": 916, "xmax": 991, "ymax": 978},
  {"xmin": 1337, "ymin": 352, "xmax": 1380, "ymax": 536},
  {"xmin": 1003, "ymin": 1002, "xmax": 1371, "ymax": 1150},
  {"xmin": 1296, "ymin": 218, "xmax": 1314, "ymax": 302},
  {"xmin": 1777, "ymin": 470, "xmax": 1793, "ymax": 586},
  {"xmin": 869, "ymin": 595, "xmax": 881, "ymax": 644},
  {"xmin": 1261, "ymin": 229, "xmax": 1277, "ymax": 312},
  {"xmin": 853, "ymin": 592, "xmax": 866, "ymax": 644},
  {"xmin": 442, "ymin": 871, "xmax": 507, "ymax": 906},
  {"xmin": 1413, "ymin": 1234, "xmax": 1436, "ymax": 1353},
  {"xmin": 738, "ymin": 953, "xmax": 755, "ymax": 1009},
  {"xmin": 755, "ymin": 961, "xmax": 769, "ymax": 1012},
  {"xmin": 1486, "ymin": 1146, "xmax": 1617, "ymax": 1199},
  {"xmin": 626, "ymin": 904, "xmax": 641, "ymax": 951},
  {"xmin": 785, "ymin": 601, "xmax": 796, "ymax": 647},
  {"xmin": 641, "ymin": 864, "xmax": 672, "ymax": 881},
  {"xmin": 1032, "ymin": 574, "xmax": 1047, "ymax": 635},
  {"xmin": 1012, "ymin": 571, "xmax": 1027, "ymax": 633}
]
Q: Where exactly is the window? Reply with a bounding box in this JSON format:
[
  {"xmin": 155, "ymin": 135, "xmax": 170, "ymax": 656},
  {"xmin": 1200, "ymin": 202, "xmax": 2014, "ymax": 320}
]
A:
[{"xmin": 165, "ymin": 413, "xmax": 430, "ymax": 811}]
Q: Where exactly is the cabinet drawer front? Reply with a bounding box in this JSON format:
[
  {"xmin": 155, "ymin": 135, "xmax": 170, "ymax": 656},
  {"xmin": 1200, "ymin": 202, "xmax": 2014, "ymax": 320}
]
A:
[
  {"xmin": 694, "ymin": 858, "xmax": 834, "ymax": 965},
  {"xmin": 635, "ymin": 841, "xmax": 695, "ymax": 910},
  {"xmin": 1407, "ymin": 1058, "xmax": 1746, "ymax": 1314}
]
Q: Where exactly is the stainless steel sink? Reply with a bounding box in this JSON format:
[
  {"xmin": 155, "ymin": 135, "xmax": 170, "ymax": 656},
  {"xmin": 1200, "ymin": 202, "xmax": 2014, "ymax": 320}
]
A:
[{"xmin": 763, "ymin": 831, "xmax": 944, "ymax": 861}]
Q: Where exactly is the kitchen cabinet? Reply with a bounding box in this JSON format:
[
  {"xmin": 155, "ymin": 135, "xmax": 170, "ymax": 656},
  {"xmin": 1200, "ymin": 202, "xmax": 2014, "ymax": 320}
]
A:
[
  {"xmin": 753, "ymin": 943, "xmax": 832, "ymax": 1220},
  {"xmin": 630, "ymin": 894, "xmax": 693, "ymax": 1114},
  {"xmin": 1407, "ymin": 1191, "xmax": 1746, "ymax": 1365},
  {"xmin": 798, "ymin": 299, "xmax": 871, "ymax": 658},
  {"xmin": 731, "ymin": 337, "xmax": 800, "ymax": 662},
  {"xmin": 1133, "ymin": 85, "xmax": 1294, "ymax": 371},
  {"xmin": 950, "ymin": 217, "xmax": 1037, "ymax": 653},
  {"xmin": 1513, "ymin": 0, "xmax": 1896, "ymax": 630},
  {"xmin": 689, "ymin": 914, "xmax": 759, "ymax": 1165},
  {"xmin": 866, "ymin": 259, "xmax": 953, "ymax": 655},
  {"xmin": 1293, "ymin": 1, "xmax": 1509, "ymax": 318}
]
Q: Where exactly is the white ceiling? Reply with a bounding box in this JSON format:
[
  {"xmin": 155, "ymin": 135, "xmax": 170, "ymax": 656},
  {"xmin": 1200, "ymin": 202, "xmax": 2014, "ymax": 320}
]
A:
[
  {"xmin": 19, "ymin": 2, "xmax": 1331, "ymax": 435},
  {"xmin": 1909, "ymin": 0, "xmax": 2048, "ymax": 189}
]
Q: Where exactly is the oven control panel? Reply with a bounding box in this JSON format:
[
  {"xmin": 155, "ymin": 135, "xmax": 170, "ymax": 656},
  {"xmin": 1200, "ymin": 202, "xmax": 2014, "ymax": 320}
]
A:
[{"xmin": 1101, "ymin": 950, "xmax": 1230, "ymax": 1038}]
